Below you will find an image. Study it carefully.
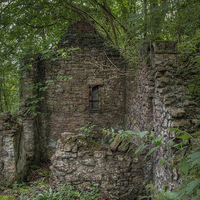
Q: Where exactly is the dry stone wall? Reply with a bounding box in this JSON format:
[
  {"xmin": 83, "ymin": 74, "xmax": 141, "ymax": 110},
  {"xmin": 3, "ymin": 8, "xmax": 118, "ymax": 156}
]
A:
[
  {"xmin": 152, "ymin": 42, "xmax": 200, "ymax": 190},
  {"xmin": 50, "ymin": 132, "xmax": 152, "ymax": 200},
  {"xmin": 126, "ymin": 41, "xmax": 200, "ymax": 190},
  {"xmin": 0, "ymin": 112, "xmax": 26, "ymax": 186}
]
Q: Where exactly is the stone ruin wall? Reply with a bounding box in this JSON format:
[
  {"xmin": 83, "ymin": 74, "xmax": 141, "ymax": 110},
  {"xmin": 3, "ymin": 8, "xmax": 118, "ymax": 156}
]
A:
[
  {"xmin": 19, "ymin": 20, "xmax": 128, "ymax": 183},
  {"xmin": 126, "ymin": 41, "xmax": 200, "ymax": 190},
  {"xmin": 0, "ymin": 112, "xmax": 26, "ymax": 186},
  {"xmin": 39, "ymin": 34, "xmax": 127, "ymax": 159},
  {"xmin": 50, "ymin": 132, "xmax": 152, "ymax": 200},
  {"xmin": 1, "ymin": 19, "xmax": 200, "ymax": 198}
]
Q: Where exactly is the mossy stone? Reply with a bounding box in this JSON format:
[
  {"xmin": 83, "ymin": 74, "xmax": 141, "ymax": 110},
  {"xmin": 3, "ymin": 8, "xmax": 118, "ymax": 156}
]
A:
[
  {"xmin": 0, "ymin": 195, "xmax": 14, "ymax": 200},
  {"xmin": 90, "ymin": 141, "xmax": 99, "ymax": 149}
]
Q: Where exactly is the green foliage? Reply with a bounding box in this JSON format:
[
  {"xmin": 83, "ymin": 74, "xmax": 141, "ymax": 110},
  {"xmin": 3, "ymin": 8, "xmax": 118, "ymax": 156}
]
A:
[
  {"xmin": 102, "ymin": 128, "xmax": 161, "ymax": 157},
  {"xmin": 76, "ymin": 122, "xmax": 97, "ymax": 138},
  {"xmin": 1, "ymin": 179, "xmax": 99, "ymax": 200},
  {"xmin": 178, "ymin": 35, "xmax": 200, "ymax": 103},
  {"xmin": 139, "ymin": 184, "xmax": 177, "ymax": 200},
  {"xmin": 57, "ymin": 76, "xmax": 73, "ymax": 81},
  {"xmin": 20, "ymin": 184, "xmax": 99, "ymax": 200},
  {"xmin": 104, "ymin": 127, "xmax": 200, "ymax": 200},
  {"xmin": 0, "ymin": 195, "xmax": 14, "ymax": 200},
  {"xmin": 1, "ymin": 0, "xmax": 200, "ymax": 117},
  {"xmin": 20, "ymin": 74, "xmax": 73, "ymax": 117}
]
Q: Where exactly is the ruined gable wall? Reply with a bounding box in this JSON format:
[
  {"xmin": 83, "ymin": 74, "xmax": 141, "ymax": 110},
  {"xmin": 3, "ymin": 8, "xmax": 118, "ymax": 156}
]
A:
[
  {"xmin": 40, "ymin": 34, "xmax": 127, "ymax": 159},
  {"xmin": 20, "ymin": 20, "xmax": 128, "ymax": 162}
]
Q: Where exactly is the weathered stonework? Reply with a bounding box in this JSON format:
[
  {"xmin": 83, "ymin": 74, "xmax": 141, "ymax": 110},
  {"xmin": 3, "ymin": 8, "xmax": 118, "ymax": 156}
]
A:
[
  {"xmin": 0, "ymin": 112, "xmax": 26, "ymax": 186},
  {"xmin": 20, "ymin": 20, "xmax": 127, "ymax": 162},
  {"xmin": 50, "ymin": 132, "xmax": 152, "ymax": 200},
  {"xmin": 126, "ymin": 41, "xmax": 200, "ymax": 190},
  {"xmin": 15, "ymin": 19, "xmax": 200, "ymax": 197}
]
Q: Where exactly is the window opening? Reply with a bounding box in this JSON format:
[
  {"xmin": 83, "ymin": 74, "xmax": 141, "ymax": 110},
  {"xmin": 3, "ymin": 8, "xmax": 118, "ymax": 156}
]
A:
[{"xmin": 89, "ymin": 85, "xmax": 99, "ymax": 112}]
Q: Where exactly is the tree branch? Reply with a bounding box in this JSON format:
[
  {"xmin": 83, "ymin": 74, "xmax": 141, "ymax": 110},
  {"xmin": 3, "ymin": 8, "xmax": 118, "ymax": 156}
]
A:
[
  {"xmin": 0, "ymin": 0, "xmax": 16, "ymax": 18},
  {"xmin": 21, "ymin": 20, "xmax": 56, "ymax": 29},
  {"xmin": 61, "ymin": 0, "xmax": 114, "ymax": 44},
  {"xmin": 91, "ymin": 0, "xmax": 127, "ymax": 31}
]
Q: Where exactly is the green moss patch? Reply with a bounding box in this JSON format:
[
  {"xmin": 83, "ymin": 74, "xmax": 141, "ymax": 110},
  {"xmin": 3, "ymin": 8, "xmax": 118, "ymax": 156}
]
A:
[
  {"xmin": 67, "ymin": 141, "xmax": 73, "ymax": 145},
  {"xmin": 90, "ymin": 141, "xmax": 99, "ymax": 149},
  {"xmin": 0, "ymin": 195, "xmax": 14, "ymax": 200}
]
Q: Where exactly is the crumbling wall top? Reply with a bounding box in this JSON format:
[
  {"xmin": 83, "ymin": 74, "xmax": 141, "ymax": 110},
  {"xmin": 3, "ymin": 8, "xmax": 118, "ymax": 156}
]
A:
[{"xmin": 68, "ymin": 18, "xmax": 97, "ymax": 35}]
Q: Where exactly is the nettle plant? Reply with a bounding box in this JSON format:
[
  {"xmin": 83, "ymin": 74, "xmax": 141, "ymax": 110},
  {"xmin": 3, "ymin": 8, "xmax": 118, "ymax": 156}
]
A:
[{"xmin": 102, "ymin": 119, "xmax": 200, "ymax": 200}]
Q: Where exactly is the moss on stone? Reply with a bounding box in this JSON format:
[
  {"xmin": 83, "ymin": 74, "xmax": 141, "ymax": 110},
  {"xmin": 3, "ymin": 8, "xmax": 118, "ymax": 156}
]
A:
[
  {"xmin": 90, "ymin": 141, "xmax": 99, "ymax": 149},
  {"xmin": 78, "ymin": 139, "xmax": 85, "ymax": 143},
  {"xmin": 0, "ymin": 195, "xmax": 14, "ymax": 200},
  {"xmin": 44, "ymin": 170, "xmax": 50, "ymax": 176},
  {"xmin": 67, "ymin": 141, "xmax": 73, "ymax": 145},
  {"xmin": 78, "ymin": 135, "xmax": 86, "ymax": 140}
]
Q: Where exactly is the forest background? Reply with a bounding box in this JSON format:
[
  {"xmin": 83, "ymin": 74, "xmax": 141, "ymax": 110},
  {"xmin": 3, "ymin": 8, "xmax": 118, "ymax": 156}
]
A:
[{"xmin": 0, "ymin": 0, "xmax": 200, "ymax": 117}]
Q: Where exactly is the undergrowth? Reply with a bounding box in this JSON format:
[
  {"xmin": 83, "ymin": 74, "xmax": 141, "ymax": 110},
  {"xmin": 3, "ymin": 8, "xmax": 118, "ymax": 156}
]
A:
[
  {"xmin": 0, "ymin": 161, "xmax": 103, "ymax": 200},
  {"xmin": 102, "ymin": 122, "xmax": 200, "ymax": 200}
]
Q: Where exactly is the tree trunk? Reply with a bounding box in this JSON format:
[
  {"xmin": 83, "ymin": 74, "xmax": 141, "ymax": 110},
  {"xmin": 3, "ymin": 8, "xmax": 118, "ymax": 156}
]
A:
[
  {"xmin": 144, "ymin": 0, "xmax": 147, "ymax": 38},
  {"xmin": 105, "ymin": 0, "xmax": 118, "ymax": 45},
  {"xmin": 150, "ymin": 0, "xmax": 168, "ymax": 40}
]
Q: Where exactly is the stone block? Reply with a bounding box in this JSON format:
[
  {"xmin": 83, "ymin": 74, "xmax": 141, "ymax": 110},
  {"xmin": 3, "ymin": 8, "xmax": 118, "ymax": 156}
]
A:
[
  {"xmin": 156, "ymin": 77, "xmax": 169, "ymax": 88},
  {"xmin": 157, "ymin": 67, "xmax": 166, "ymax": 72},
  {"xmin": 56, "ymin": 139, "xmax": 63, "ymax": 150},
  {"xmin": 65, "ymin": 175, "xmax": 79, "ymax": 182},
  {"xmin": 172, "ymin": 120, "xmax": 190, "ymax": 128},
  {"xmin": 0, "ymin": 149, "xmax": 8, "ymax": 158},
  {"xmin": 61, "ymin": 132, "xmax": 74, "ymax": 139},
  {"xmin": 96, "ymin": 158, "xmax": 106, "ymax": 168},
  {"xmin": 77, "ymin": 105, "xmax": 86, "ymax": 112},
  {"xmin": 80, "ymin": 158, "xmax": 95, "ymax": 166},
  {"xmin": 62, "ymin": 152, "xmax": 77, "ymax": 158},
  {"xmin": 64, "ymin": 144, "xmax": 72, "ymax": 152},
  {"xmin": 4, "ymin": 161, "xmax": 15, "ymax": 172},
  {"xmin": 78, "ymin": 151, "xmax": 89, "ymax": 157},
  {"xmin": 72, "ymin": 145, "xmax": 78, "ymax": 152},
  {"xmin": 87, "ymin": 77, "xmax": 103, "ymax": 85},
  {"xmin": 110, "ymin": 137, "xmax": 122, "ymax": 151},
  {"xmin": 94, "ymin": 151, "xmax": 106, "ymax": 158},
  {"xmin": 0, "ymin": 111, "xmax": 11, "ymax": 122},
  {"xmin": 168, "ymin": 108, "xmax": 185, "ymax": 118},
  {"xmin": 106, "ymin": 150, "xmax": 112, "ymax": 156},
  {"xmin": 77, "ymin": 139, "xmax": 88, "ymax": 147}
]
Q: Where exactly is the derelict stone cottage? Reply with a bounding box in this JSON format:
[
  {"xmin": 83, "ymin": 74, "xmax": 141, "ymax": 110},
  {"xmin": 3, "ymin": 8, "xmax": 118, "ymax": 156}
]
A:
[
  {"xmin": 20, "ymin": 19, "xmax": 128, "ymax": 161},
  {"xmin": 0, "ymin": 19, "xmax": 199, "ymax": 199}
]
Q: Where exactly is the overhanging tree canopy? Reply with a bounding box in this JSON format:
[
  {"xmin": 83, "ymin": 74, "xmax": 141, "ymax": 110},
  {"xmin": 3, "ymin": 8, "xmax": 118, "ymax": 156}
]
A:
[{"xmin": 0, "ymin": 0, "xmax": 200, "ymax": 115}]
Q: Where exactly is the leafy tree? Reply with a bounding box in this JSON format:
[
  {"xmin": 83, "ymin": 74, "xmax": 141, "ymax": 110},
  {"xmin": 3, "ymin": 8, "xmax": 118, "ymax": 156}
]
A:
[{"xmin": 0, "ymin": 0, "xmax": 200, "ymax": 112}]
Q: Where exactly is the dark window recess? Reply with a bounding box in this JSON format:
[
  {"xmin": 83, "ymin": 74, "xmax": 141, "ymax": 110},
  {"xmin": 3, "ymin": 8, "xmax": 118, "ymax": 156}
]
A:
[{"xmin": 89, "ymin": 85, "xmax": 99, "ymax": 112}]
